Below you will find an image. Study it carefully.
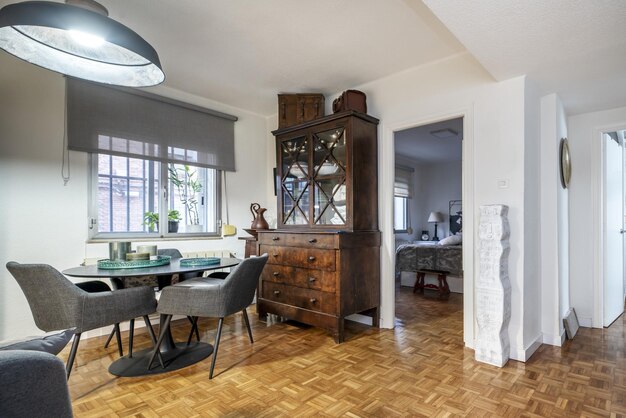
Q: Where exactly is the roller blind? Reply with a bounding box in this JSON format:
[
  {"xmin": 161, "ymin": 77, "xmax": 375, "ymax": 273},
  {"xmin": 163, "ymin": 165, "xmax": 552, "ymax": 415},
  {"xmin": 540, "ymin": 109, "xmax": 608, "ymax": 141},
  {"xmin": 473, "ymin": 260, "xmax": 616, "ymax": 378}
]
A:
[
  {"xmin": 394, "ymin": 165, "xmax": 414, "ymax": 198},
  {"xmin": 66, "ymin": 78, "xmax": 238, "ymax": 171}
]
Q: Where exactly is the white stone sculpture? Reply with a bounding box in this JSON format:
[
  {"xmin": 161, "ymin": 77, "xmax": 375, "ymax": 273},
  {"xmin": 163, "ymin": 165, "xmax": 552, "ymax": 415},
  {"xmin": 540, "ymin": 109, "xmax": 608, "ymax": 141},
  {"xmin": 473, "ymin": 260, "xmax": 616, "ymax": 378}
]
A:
[{"xmin": 475, "ymin": 204, "xmax": 511, "ymax": 367}]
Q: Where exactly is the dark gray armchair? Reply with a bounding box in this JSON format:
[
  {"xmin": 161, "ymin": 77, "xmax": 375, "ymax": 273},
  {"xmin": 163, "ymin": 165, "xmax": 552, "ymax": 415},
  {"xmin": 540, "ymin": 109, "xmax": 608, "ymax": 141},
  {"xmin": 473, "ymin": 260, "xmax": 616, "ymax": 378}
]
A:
[
  {"xmin": 6, "ymin": 262, "xmax": 158, "ymax": 378},
  {"xmin": 0, "ymin": 350, "xmax": 73, "ymax": 417},
  {"xmin": 149, "ymin": 255, "xmax": 268, "ymax": 378}
]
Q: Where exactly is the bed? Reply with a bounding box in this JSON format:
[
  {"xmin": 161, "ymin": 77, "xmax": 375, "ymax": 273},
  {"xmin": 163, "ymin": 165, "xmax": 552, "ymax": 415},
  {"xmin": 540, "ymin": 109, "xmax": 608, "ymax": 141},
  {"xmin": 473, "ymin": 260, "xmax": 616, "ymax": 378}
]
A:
[{"xmin": 396, "ymin": 200, "xmax": 463, "ymax": 292}]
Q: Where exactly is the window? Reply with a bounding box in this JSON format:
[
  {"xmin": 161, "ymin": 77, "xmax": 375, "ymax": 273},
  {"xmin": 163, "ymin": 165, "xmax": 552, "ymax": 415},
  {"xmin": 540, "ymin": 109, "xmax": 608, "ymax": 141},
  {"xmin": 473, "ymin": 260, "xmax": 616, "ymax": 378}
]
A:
[
  {"xmin": 90, "ymin": 154, "xmax": 220, "ymax": 239},
  {"xmin": 394, "ymin": 196, "xmax": 409, "ymax": 232},
  {"xmin": 394, "ymin": 165, "xmax": 413, "ymax": 234}
]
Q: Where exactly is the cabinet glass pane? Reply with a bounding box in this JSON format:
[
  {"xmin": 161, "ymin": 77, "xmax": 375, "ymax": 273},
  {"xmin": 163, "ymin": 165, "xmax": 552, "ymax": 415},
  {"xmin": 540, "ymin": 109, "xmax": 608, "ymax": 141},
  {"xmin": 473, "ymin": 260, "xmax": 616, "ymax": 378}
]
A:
[
  {"xmin": 312, "ymin": 128, "xmax": 346, "ymax": 225},
  {"xmin": 281, "ymin": 136, "xmax": 309, "ymax": 225},
  {"xmin": 312, "ymin": 128, "xmax": 346, "ymax": 177},
  {"xmin": 314, "ymin": 179, "xmax": 346, "ymax": 225}
]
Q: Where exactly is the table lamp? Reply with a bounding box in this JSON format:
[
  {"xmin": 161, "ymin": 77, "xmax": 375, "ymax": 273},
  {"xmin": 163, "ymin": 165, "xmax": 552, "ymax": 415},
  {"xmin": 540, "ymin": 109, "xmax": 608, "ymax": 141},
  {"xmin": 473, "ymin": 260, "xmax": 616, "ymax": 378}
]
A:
[{"xmin": 428, "ymin": 211, "xmax": 444, "ymax": 241}]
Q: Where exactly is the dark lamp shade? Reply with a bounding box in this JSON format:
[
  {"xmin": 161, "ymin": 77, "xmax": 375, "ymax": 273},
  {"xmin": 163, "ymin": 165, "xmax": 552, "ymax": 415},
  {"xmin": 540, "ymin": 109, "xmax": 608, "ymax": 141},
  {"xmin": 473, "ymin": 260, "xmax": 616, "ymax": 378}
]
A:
[{"xmin": 0, "ymin": 1, "xmax": 164, "ymax": 87}]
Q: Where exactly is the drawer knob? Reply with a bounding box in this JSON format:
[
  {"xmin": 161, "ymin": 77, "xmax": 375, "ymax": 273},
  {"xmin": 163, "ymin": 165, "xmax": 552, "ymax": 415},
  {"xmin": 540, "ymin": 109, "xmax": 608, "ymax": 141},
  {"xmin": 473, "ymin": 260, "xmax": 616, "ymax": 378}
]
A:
[
  {"xmin": 273, "ymin": 290, "xmax": 281, "ymax": 295},
  {"xmin": 308, "ymin": 238, "xmax": 317, "ymax": 243},
  {"xmin": 272, "ymin": 236, "xmax": 280, "ymax": 241},
  {"xmin": 273, "ymin": 271, "xmax": 280, "ymax": 277},
  {"xmin": 308, "ymin": 256, "xmax": 316, "ymax": 261},
  {"xmin": 309, "ymin": 298, "xmax": 317, "ymax": 303},
  {"xmin": 308, "ymin": 277, "xmax": 316, "ymax": 283}
]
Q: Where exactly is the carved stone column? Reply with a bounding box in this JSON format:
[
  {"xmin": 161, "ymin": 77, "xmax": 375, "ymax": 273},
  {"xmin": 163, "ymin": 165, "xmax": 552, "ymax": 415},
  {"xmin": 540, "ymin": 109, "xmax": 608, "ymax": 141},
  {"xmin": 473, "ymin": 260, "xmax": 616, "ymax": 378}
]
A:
[{"xmin": 475, "ymin": 204, "xmax": 511, "ymax": 367}]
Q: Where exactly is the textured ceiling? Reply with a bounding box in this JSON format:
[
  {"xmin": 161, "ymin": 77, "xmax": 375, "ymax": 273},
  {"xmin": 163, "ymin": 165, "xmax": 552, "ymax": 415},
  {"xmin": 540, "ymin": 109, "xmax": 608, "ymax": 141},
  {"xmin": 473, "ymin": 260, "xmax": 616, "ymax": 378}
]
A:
[
  {"xmin": 395, "ymin": 117, "xmax": 463, "ymax": 163},
  {"xmin": 423, "ymin": 0, "xmax": 626, "ymax": 115},
  {"xmin": 93, "ymin": 0, "xmax": 464, "ymax": 116},
  {"xmin": 2, "ymin": 0, "xmax": 624, "ymax": 116}
]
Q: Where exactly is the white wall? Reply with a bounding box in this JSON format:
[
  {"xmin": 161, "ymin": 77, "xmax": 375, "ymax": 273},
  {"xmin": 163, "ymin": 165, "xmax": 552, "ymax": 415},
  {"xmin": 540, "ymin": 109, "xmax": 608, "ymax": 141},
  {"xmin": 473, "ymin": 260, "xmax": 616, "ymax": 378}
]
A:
[
  {"xmin": 0, "ymin": 54, "xmax": 271, "ymax": 340},
  {"xmin": 569, "ymin": 105, "xmax": 626, "ymax": 328},
  {"xmin": 539, "ymin": 94, "xmax": 569, "ymax": 346},
  {"xmin": 330, "ymin": 51, "xmax": 541, "ymax": 360},
  {"xmin": 414, "ymin": 161, "xmax": 462, "ymax": 239}
]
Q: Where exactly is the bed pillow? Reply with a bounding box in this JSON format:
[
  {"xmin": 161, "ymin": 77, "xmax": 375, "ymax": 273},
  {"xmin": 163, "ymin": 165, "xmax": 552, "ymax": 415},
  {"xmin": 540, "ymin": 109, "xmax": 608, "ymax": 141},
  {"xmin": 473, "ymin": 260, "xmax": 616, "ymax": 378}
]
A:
[{"xmin": 438, "ymin": 234, "xmax": 462, "ymax": 246}]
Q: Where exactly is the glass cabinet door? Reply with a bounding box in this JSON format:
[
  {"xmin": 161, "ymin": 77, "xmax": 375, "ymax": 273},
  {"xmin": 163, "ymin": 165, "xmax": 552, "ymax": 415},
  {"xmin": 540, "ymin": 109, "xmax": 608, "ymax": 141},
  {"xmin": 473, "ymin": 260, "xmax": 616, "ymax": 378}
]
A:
[
  {"xmin": 312, "ymin": 127, "xmax": 347, "ymax": 225},
  {"xmin": 280, "ymin": 136, "xmax": 309, "ymax": 225}
]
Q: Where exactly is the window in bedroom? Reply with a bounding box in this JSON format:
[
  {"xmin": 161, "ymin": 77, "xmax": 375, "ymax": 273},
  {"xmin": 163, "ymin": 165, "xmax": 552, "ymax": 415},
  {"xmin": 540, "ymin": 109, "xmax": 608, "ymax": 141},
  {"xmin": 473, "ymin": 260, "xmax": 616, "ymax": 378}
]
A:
[{"xmin": 394, "ymin": 165, "xmax": 413, "ymax": 234}]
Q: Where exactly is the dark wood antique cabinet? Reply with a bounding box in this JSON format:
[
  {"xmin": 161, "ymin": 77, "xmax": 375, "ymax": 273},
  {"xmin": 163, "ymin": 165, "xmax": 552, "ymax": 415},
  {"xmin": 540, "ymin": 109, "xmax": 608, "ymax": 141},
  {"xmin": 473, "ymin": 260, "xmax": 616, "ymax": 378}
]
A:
[{"xmin": 257, "ymin": 110, "xmax": 380, "ymax": 343}]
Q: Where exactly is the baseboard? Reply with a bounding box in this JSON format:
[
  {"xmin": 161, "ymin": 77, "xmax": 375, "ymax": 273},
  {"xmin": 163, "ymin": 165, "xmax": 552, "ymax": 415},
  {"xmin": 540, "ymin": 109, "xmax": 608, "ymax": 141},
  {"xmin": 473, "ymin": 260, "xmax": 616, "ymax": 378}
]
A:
[
  {"xmin": 577, "ymin": 316, "xmax": 593, "ymax": 328},
  {"xmin": 542, "ymin": 329, "xmax": 565, "ymax": 347},
  {"xmin": 509, "ymin": 334, "xmax": 542, "ymax": 362},
  {"xmin": 346, "ymin": 313, "xmax": 373, "ymax": 326}
]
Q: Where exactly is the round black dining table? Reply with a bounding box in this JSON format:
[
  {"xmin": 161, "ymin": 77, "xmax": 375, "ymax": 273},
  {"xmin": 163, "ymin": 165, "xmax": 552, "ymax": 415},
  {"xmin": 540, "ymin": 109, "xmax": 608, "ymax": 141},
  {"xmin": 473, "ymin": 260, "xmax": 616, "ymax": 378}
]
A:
[{"xmin": 63, "ymin": 257, "xmax": 241, "ymax": 377}]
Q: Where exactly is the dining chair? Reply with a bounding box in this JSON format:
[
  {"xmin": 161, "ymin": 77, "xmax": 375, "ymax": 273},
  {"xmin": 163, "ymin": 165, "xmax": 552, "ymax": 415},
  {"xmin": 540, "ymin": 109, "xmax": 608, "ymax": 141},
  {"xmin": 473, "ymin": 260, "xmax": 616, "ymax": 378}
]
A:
[
  {"xmin": 6, "ymin": 262, "xmax": 159, "ymax": 378},
  {"xmin": 149, "ymin": 254, "xmax": 268, "ymax": 378}
]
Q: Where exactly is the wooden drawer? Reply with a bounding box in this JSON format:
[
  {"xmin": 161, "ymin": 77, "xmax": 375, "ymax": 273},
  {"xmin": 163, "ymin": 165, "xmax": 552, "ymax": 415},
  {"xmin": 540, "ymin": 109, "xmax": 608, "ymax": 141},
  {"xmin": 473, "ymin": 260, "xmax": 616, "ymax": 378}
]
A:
[
  {"xmin": 258, "ymin": 233, "xmax": 337, "ymax": 249},
  {"xmin": 261, "ymin": 281, "xmax": 336, "ymax": 314},
  {"xmin": 260, "ymin": 245, "xmax": 336, "ymax": 271},
  {"xmin": 261, "ymin": 265, "xmax": 337, "ymax": 292}
]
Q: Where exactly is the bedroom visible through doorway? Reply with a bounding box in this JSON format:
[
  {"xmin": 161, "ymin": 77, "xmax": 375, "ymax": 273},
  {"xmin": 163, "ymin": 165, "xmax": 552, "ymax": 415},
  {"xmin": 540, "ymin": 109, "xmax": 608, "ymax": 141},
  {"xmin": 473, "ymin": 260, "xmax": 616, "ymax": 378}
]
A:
[{"xmin": 393, "ymin": 117, "xmax": 463, "ymax": 324}]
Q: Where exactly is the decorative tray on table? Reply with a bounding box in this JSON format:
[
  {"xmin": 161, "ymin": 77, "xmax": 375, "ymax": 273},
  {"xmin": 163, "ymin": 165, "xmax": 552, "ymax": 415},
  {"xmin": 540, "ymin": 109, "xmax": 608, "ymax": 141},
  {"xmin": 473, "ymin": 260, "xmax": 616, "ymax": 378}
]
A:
[
  {"xmin": 179, "ymin": 257, "xmax": 221, "ymax": 267},
  {"xmin": 97, "ymin": 255, "xmax": 171, "ymax": 270}
]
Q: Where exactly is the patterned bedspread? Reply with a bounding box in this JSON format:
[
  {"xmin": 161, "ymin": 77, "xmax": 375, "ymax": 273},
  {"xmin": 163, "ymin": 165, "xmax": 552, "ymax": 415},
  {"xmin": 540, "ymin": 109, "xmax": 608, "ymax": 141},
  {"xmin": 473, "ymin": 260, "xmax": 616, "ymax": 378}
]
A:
[{"xmin": 395, "ymin": 243, "xmax": 463, "ymax": 277}]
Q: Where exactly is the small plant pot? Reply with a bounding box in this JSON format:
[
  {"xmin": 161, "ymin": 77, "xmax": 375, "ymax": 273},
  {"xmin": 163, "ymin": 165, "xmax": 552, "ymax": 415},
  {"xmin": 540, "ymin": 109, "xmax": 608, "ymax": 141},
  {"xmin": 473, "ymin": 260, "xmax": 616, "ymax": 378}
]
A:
[{"xmin": 168, "ymin": 221, "xmax": 179, "ymax": 233}]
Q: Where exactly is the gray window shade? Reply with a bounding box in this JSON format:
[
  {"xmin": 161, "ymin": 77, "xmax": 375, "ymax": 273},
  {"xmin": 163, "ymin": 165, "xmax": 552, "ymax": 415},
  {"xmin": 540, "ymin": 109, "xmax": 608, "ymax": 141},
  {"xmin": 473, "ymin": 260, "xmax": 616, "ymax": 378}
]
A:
[
  {"xmin": 66, "ymin": 78, "xmax": 237, "ymax": 171},
  {"xmin": 394, "ymin": 165, "xmax": 414, "ymax": 198}
]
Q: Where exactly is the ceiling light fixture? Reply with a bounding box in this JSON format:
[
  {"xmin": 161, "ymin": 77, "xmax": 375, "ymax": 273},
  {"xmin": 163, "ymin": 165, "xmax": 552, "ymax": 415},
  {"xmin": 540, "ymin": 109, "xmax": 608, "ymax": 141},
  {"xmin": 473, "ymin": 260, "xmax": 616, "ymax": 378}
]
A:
[
  {"xmin": 430, "ymin": 128, "xmax": 458, "ymax": 139},
  {"xmin": 0, "ymin": 0, "xmax": 165, "ymax": 87}
]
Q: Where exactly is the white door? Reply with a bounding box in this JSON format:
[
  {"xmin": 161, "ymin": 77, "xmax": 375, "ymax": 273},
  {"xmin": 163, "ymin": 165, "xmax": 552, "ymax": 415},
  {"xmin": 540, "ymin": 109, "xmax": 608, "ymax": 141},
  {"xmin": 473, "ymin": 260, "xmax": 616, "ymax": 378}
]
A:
[{"xmin": 603, "ymin": 132, "xmax": 625, "ymax": 326}]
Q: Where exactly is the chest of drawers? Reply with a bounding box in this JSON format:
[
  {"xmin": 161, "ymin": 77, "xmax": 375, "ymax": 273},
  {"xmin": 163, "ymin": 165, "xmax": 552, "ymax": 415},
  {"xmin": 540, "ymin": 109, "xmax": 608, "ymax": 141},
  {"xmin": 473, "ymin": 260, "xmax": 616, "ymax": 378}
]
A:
[{"xmin": 257, "ymin": 230, "xmax": 380, "ymax": 343}]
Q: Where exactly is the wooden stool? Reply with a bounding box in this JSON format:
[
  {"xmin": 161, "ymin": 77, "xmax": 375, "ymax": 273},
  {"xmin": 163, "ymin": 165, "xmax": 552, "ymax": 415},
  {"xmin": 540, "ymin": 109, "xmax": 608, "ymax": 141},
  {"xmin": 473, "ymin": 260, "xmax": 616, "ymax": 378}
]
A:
[{"xmin": 413, "ymin": 269, "xmax": 450, "ymax": 298}]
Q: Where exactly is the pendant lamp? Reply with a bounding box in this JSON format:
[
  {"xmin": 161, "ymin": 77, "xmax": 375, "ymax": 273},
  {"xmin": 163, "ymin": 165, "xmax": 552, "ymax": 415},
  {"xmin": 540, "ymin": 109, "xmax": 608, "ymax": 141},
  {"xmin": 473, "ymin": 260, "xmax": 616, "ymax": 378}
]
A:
[{"xmin": 0, "ymin": 0, "xmax": 165, "ymax": 87}]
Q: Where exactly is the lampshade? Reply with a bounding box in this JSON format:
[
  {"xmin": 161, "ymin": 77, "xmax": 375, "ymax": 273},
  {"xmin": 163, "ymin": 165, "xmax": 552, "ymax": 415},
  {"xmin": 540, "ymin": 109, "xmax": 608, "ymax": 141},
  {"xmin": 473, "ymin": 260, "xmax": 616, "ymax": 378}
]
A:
[
  {"xmin": 0, "ymin": 0, "xmax": 165, "ymax": 87},
  {"xmin": 428, "ymin": 211, "xmax": 444, "ymax": 223}
]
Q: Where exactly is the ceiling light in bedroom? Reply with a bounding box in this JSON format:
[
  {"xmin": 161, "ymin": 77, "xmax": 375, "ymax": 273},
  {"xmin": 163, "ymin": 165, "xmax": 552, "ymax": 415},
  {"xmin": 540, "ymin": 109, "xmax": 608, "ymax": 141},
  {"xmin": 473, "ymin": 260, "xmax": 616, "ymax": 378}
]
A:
[
  {"xmin": 0, "ymin": 0, "xmax": 165, "ymax": 87},
  {"xmin": 430, "ymin": 128, "xmax": 458, "ymax": 139}
]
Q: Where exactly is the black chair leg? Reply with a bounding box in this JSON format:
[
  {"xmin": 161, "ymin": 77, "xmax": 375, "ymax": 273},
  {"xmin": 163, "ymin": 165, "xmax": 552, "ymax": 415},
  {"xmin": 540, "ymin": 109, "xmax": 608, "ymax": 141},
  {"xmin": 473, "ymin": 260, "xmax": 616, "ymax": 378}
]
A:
[
  {"xmin": 209, "ymin": 318, "xmax": 224, "ymax": 379},
  {"xmin": 128, "ymin": 318, "xmax": 135, "ymax": 358},
  {"xmin": 143, "ymin": 315, "xmax": 164, "ymax": 368},
  {"xmin": 242, "ymin": 309, "xmax": 253, "ymax": 344},
  {"xmin": 66, "ymin": 332, "xmax": 81, "ymax": 379},
  {"xmin": 114, "ymin": 323, "xmax": 123, "ymax": 357},
  {"xmin": 147, "ymin": 315, "xmax": 172, "ymax": 370},
  {"xmin": 103, "ymin": 327, "xmax": 116, "ymax": 349},
  {"xmin": 186, "ymin": 316, "xmax": 200, "ymax": 345}
]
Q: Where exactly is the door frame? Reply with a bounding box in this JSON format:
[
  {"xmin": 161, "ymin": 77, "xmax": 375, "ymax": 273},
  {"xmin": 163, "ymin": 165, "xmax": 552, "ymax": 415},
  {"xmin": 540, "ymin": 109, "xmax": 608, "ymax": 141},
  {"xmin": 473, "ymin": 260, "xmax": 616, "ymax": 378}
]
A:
[
  {"xmin": 592, "ymin": 123, "xmax": 626, "ymax": 328},
  {"xmin": 379, "ymin": 107, "xmax": 475, "ymax": 347}
]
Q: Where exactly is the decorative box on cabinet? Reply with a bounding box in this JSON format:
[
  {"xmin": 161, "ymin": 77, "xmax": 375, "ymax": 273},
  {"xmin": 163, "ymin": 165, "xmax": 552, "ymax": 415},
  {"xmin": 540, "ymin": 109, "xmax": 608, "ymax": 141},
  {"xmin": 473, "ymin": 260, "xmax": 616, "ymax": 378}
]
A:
[
  {"xmin": 277, "ymin": 94, "xmax": 325, "ymax": 129},
  {"xmin": 274, "ymin": 110, "xmax": 379, "ymax": 230},
  {"xmin": 257, "ymin": 230, "xmax": 380, "ymax": 343}
]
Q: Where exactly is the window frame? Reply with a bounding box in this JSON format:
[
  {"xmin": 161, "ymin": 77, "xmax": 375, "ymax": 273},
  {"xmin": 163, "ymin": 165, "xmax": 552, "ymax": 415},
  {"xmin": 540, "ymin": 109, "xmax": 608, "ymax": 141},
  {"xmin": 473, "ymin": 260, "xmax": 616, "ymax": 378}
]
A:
[
  {"xmin": 393, "ymin": 195, "xmax": 409, "ymax": 234},
  {"xmin": 88, "ymin": 154, "xmax": 222, "ymax": 241}
]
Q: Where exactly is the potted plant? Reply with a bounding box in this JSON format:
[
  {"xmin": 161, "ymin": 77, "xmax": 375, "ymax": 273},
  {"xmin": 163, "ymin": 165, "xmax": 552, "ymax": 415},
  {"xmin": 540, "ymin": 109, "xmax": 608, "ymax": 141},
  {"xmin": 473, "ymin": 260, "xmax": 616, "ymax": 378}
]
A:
[
  {"xmin": 143, "ymin": 211, "xmax": 159, "ymax": 233},
  {"xmin": 168, "ymin": 209, "xmax": 181, "ymax": 233},
  {"xmin": 169, "ymin": 165, "xmax": 203, "ymax": 232}
]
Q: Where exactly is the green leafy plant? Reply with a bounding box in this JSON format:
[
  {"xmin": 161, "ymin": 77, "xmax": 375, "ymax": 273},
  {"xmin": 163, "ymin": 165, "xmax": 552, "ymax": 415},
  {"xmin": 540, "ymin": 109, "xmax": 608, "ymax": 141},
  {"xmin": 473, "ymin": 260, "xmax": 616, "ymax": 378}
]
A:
[
  {"xmin": 143, "ymin": 211, "xmax": 159, "ymax": 232},
  {"xmin": 168, "ymin": 209, "xmax": 182, "ymax": 222},
  {"xmin": 169, "ymin": 165, "xmax": 202, "ymax": 225}
]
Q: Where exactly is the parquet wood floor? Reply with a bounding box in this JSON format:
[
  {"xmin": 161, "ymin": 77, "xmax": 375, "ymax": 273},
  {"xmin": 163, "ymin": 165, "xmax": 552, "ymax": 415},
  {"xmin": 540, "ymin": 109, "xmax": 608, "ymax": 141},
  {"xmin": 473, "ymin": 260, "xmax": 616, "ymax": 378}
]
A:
[{"xmin": 61, "ymin": 287, "xmax": 626, "ymax": 417}]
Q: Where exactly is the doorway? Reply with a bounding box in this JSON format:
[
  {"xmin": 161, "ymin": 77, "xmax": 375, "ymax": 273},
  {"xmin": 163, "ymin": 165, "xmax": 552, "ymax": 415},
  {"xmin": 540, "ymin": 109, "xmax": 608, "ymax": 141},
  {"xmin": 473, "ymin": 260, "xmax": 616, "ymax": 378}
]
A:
[
  {"xmin": 392, "ymin": 117, "xmax": 464, "ymax": 326},
  {"xmin": 602, "ymin": 130, "xmax": 626, "ymax": 326}
]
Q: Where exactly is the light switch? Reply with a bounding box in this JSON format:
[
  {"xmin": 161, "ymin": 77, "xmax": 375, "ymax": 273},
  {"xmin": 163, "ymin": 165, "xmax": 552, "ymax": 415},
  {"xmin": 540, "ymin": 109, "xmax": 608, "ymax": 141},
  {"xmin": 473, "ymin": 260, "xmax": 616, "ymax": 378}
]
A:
[{"xmin": 498, "ymin": 179, "xmax": 509, "ymax": 189}]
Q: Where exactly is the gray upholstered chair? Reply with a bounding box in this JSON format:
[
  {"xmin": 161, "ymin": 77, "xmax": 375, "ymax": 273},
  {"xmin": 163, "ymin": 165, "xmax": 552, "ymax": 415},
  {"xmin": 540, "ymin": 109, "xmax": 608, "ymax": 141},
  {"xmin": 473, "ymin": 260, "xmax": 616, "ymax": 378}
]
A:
[
  {"xmin": 6, "ymin": 262, "xmax": 158, "ymax": 378},
  {"xmin": 149, "ymin": 254, "xmax": 268, "ymax": 378},
  {"xmin": 0, "ymin": 350, "xmax": 73, "ymax": 417}
]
